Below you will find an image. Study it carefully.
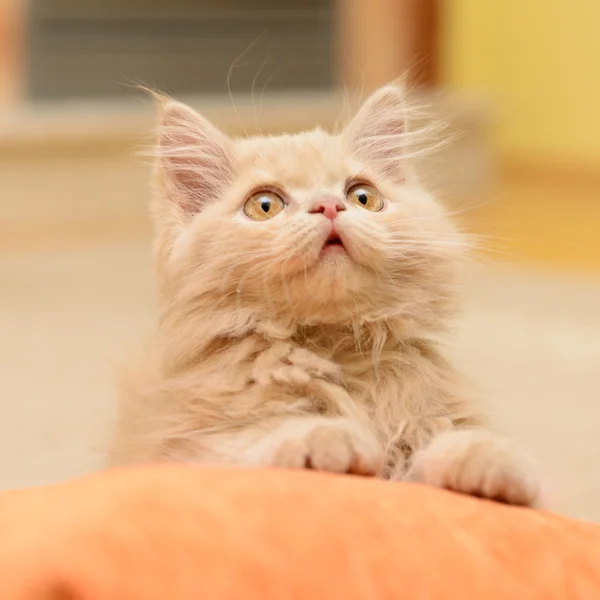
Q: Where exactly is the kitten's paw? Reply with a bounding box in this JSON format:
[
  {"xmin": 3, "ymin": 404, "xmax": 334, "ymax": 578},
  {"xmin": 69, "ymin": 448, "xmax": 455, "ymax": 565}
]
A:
[
  {"xmin": 406, "ymin": 430, "xmax": 540, "ymax": 507},
  {"xmin": 271, "ymin": 419, "xmax": 383, "ymax": 476}
]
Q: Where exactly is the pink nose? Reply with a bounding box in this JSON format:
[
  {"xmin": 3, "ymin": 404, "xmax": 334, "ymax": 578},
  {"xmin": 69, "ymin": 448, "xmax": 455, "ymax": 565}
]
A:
[{"xmin": 309, "ymin": 199, "xmax": 346, "ymax": 220}]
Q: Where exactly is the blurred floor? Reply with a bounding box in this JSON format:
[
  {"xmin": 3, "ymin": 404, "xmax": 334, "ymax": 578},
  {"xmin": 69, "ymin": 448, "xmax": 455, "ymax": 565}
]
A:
[
  {"xmin": 1, "ymin": 214, "xmax": 600, "ymax": 521},
  {"xmin": 0, "ymin": 236, "xmax": 153, "ymax": 490}
]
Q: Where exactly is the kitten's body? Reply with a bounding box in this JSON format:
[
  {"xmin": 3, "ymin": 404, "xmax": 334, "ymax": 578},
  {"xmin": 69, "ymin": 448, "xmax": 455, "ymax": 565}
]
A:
[{"xmin": 110, "ymin": 86, "xmax": 538, "ymax": 505}]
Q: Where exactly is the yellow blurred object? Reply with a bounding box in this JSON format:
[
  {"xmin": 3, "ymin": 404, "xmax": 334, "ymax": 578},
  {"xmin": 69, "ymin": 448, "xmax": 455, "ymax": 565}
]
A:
[
  {"xmin": 465, "ymin": 172, "xmax": 600, "ymax": 272},
  {"xmin": 443, "ymin": 0, "xmax": 600, "ymax": 169}
]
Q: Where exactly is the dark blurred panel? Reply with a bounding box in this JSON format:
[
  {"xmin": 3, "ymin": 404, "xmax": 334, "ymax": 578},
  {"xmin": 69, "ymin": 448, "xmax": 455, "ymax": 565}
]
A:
[{"xmin": 27, "ymin": 0, "xmax": 334, "ymax": 100}]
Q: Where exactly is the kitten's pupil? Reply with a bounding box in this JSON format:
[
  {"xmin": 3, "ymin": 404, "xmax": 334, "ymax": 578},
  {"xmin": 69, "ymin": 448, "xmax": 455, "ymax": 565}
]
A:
[
  {"xmin": 261, "ymin": 200, "xmax": 271, "ymax": 213},
  {"xmin": 358, "ymin": 192, "xmax": 368, "ymax": 205}
]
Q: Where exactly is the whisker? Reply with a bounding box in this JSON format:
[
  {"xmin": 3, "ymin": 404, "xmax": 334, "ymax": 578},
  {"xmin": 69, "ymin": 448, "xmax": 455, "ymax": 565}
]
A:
[
  {"xmin": 251, "ymin": 45, "xmax": 271, "ymax": 137},
  {"xmin": 226, "ymin": 29, "xmax": 267, "ymax": 139}
]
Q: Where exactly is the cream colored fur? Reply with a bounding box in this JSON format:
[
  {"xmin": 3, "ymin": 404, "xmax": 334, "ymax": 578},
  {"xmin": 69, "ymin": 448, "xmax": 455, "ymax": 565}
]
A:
[{"xmin": 109, "ymin": 85, "xmax": 539, "ymax": 506}]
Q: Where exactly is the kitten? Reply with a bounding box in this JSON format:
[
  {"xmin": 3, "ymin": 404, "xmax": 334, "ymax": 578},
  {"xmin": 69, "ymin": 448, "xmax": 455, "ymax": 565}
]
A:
[{"xmin": 110, "ymin": 85, "xmax": 539, "ymax": 506}]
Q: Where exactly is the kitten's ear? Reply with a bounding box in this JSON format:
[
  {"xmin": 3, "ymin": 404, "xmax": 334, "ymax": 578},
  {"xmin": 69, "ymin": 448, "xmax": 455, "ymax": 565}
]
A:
[
  {"xmin": 344, "ymin": 85, "xmax": 408, "ymax": 182},
  {"xmin": 155, "ymin": 99, "xmax": 236, "ymax": 213}
]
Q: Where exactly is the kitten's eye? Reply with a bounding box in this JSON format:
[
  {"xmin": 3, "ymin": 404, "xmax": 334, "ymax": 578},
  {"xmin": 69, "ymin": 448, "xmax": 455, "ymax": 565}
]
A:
[
  {"xmin": 243, "ymin": 191, "xmax": 285, "ymax": 221},
  {"xmin": 346, "ymin": 184, "xmax": 384, "ymax": 212}
]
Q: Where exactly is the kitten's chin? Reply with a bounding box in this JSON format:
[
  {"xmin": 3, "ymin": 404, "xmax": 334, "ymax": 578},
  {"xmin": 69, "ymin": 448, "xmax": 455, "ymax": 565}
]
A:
[
  {"xmin": 318, "ymin": 244, "xmax": 351, "ymax": 263},
  {"xmin": 284, "ymin": 257, "xmax": 375, "ymax": 323},
  {"xmin": 312, "ymin": 245, "xmax": 357, "ymax": 282},
  {"xmin": 282, "ymin": 238, "xmax": 355, "ymax": 279}
]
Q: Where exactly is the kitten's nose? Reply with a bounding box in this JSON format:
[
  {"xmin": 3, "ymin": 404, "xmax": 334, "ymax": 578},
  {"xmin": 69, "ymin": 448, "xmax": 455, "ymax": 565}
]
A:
[{"xmin": 309, "ymin": 198, "xmax": 346, "ymax": 220}]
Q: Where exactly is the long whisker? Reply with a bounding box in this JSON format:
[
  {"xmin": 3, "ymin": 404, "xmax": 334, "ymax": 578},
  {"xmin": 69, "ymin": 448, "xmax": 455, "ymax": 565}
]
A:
[
  {"xmin": 251, "ymin": 45, "xmax": 271, "ymax": 137},
  {"xmin": 226, "ymin": 29, "xmax": 267, "ymax": 139}
]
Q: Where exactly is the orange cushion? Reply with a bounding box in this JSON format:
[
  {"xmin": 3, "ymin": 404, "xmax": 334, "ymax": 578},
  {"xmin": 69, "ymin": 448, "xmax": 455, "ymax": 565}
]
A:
[{"xmin": 1, "ymin": 465, "xmax": 599, "ymax": 599}]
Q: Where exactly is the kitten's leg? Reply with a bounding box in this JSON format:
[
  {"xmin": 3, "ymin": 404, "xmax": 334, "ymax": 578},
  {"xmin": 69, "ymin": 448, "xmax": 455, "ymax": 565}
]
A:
[
  {"xmin": 404, "ymin": 429, "xmax": 540, "ymax": 507},
  {"xmin": 214, "ymin": 416, "xmax": 384, "ymax": 476}
]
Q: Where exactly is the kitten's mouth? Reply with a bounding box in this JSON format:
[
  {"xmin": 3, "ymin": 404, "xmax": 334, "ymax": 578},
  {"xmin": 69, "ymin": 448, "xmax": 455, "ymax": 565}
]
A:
[
  {"xmin": 321, "ymin": 230, "xmax": 347, "ymax": 254},
  {"xmin": 325, "ymin": 233, "xmax": 343, "ymax": 246}
]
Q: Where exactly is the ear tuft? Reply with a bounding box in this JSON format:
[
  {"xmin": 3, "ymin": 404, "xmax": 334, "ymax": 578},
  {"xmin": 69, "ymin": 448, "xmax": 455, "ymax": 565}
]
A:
[
  {"xmin": 344, "ymin": 85, "xmax": 408, "ymax": 182},
  {"xmin": 155, "ymin": 100, "xmax": 235, "ymax": 214}
]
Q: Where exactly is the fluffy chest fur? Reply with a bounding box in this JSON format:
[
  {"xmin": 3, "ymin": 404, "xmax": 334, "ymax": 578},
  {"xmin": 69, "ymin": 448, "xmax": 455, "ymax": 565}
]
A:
[{"xmin": 112, "ymin": 309, "xmax": 476, "ymax": 480}]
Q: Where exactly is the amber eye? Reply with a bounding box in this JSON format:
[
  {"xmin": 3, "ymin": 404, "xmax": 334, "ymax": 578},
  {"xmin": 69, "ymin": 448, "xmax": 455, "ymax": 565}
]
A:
[
  {"xmin": 346, "ymin": 184, "xmax": 384, "ymax": 212},
  {"xmin": 243, "ymin": 191, "xmax": 286, "ymax": 221}
]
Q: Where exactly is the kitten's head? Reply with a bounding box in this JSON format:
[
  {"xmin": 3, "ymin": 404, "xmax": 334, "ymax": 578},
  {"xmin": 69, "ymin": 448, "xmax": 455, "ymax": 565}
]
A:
[{"xmin": 152, "ymin": 86, "xmax": 467, "ymax": 336}]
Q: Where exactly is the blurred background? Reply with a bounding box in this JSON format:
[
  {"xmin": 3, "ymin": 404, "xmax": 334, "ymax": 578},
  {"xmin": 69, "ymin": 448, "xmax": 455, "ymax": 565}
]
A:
[{"xmin": 0, "ymin": 0, "xmax": 599, "ymax": 520}]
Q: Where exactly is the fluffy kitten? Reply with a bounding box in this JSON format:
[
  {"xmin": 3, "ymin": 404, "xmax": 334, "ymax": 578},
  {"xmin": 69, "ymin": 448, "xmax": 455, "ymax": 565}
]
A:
[{"xmin": 110, "ymin": 85, "xmax": 539, "ymax": 506}]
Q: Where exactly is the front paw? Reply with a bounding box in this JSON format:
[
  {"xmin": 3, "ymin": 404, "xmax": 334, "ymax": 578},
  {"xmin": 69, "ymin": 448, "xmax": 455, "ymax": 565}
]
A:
[
  {"xmin": 270, "ymin": 418, "xmax": 383, "ymax": 476},
  {"xmin": 406, "ymin": 430, "xmax": 540, "ymax": 507}
]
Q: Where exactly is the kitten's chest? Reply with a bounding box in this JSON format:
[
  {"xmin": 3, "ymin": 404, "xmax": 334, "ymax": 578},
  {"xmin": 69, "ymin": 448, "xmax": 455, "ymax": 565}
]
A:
[
  {"xmin": 337, "ymin": 358, "xmax": 404, "ymax": 414},
  {"xmin": 335, "ymin": 352, "xmax": 446, "ymax": 438}
]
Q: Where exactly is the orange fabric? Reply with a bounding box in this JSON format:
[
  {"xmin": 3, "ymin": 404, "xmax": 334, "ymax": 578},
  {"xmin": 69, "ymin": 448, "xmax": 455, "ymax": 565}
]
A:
[{"xmin": 1, "ymin": 466, "xmax": 599, "ymax": 600}]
